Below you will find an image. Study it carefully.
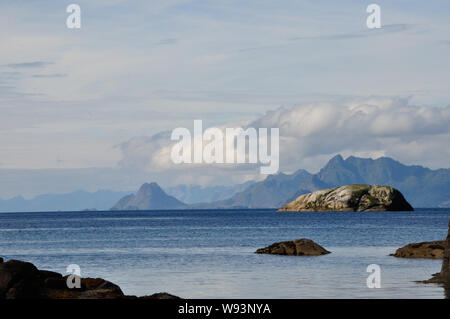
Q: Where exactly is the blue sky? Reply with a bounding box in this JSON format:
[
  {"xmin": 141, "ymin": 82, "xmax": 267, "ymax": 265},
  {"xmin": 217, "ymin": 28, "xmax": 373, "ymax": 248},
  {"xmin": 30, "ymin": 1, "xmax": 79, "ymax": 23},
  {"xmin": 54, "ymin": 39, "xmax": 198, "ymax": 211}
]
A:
[{"xmin": 1, "ymin": 1, "xmax": 450, "ymax": 197}]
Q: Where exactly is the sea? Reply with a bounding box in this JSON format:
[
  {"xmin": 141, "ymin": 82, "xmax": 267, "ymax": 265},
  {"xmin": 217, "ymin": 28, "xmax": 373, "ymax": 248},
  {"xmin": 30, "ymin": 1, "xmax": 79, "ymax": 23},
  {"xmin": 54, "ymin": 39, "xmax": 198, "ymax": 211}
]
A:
[{"xmin": 1, "ymin": 209, "xmax": 449, "ymax": 299}]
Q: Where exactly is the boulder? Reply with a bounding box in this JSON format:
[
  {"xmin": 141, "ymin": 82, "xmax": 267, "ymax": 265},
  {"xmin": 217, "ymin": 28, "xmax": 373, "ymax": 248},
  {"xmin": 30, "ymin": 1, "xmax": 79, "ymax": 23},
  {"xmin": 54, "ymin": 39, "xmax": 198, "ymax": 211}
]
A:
[
  {"xmin": 131, "ymin": 292, "xmax": 181, "ymax": 299},
  {"xmin": 390, "ymin": 241, "xmax": 445, "ymax": 259},
  {"xmin": 38, "ymin": 270, "xmax": 66, "ymax": 290},
  {"xmin": 423, "ymin": 219, "xmax": 450, "ymax": 284},
  {"xmin": 255, "ymin": 239, "xmax": 331, "ymax": 256},
  {"xmin": 42, "ymin": 277, "xmax": 124, "ymax": 299},
  {"xmin": 0, "ymin": 259, "xmax": 41, "ymax": 299},
  {"xmin": 278, "ymin": 184, "xmax": 413, "ymax": 212},
  {"xmin": 0, "ymin": 258, "xmax": 180, "ymax": 299}
]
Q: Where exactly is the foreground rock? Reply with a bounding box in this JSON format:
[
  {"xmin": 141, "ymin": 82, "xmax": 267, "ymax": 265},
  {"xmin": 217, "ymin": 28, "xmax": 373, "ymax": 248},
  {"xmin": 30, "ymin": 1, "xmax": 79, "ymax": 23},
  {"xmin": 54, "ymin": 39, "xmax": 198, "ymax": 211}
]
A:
[
  {"xmin": 278, "ymin": 184, "xmax": 413, "ymax": 212},
  {"xmin": 390, "ymin": 241, "xmax": 445, "ymax": 259},
  {"xmin": 422, "ymin": 219, "xmax": 450, "ymax": 285},
  {"xmin": 255, "ymin": 239, "xmax": 331, "ymax": 256},
  {"xmin": 0, "ymin": 258, "xmax": 179, "ymax": 299}
]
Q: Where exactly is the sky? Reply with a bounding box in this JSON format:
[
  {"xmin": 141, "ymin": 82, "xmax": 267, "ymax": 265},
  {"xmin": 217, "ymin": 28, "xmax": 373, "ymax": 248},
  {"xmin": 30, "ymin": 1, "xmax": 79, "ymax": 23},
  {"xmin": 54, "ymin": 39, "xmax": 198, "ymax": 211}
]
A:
[{"xmin": 1, "ymin": 0, "xmax": 450, "ymax": 198}]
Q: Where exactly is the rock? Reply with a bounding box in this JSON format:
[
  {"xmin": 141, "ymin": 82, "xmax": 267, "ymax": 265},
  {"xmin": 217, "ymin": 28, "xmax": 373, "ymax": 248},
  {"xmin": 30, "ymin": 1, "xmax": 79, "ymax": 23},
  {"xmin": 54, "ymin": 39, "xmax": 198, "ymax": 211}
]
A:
[
  {"xmin": 423, "ymin": 219, "xmax": 450, "ymax": 284},
  {"xmin": 0, "ymin": 257, "xmax": 3, "ymax": 263},
  {"xmin": 39, "ymin": 269, "xmax": 63, "ymax": 281},
  {"xmin": 390, "ymin": 241, "xmax": 445, "ymax": 259},
  {"xmin": 255, "ymin": 239, "xmax": 331, "ymax": 256},
  {"xmin": 442, "ymin": 221, "xmax": 450, "ymax": 282},
  {"xmin": 138, "ymin": 292, "xmax": 181, "ymax": 299},
  {"xmin": 278, "ymin": 184, "xmax": 413, "ymax": 212},
  {"xmin": 0, "ymin": 260, "xmax": 41, "ymax": 299},
  {"xmin": 0, "ymin": 258, "xmax": 180, "ymax": 299},
  {"xmin": 38, "ymin": 270, "xmax": 65, "ymax": 289},
  {"xmin": 43, "ymin": 277, "xmax": 124, "ymax": 299}
]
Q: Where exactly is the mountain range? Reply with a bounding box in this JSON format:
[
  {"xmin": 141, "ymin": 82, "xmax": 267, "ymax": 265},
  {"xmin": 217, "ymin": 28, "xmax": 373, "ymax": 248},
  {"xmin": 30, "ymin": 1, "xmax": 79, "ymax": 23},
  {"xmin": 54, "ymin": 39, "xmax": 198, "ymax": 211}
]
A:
[
  {"xmin": 0, "ymin": 190, "xmax": 130, "ymax": 212},
  {"xmin": 110, "ymin": 155, "xmax": 450, "ymax": 210},
  {"xmin": 165, "ymin": 181, "xmax": 255, "ymax": 204},
  {"xmin": 191, "ymin": 155, "xmax": 450, "ymax": 208},
  {"xmin": 0, "ymin": 182, "xmax": 254, "ymax": 212},
  {"xmin": 2, "ymin": 155, "xmax": 449, "ymax": 212}
]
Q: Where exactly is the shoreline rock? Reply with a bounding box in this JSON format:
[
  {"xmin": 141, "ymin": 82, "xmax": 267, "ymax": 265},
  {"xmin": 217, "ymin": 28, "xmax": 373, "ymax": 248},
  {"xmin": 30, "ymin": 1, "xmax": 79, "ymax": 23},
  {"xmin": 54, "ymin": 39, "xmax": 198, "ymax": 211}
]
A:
[
  {"xmin": 0, "ymin": 258, "xmax": 180, "ymax": 299},
  {"xmin": 390, "ymin": 240, "xmax": 445, "ymax": 259},
  {"xmin": 278, "ymin": 184, "xmax": 413, "ymax": 212},
  {"xmin": 255, "ymin": 239, "xmax": 331, "ymax": 256},
  {"xmin": 422, "ymin": 219, "xmax": 450, "ymax": 285}
]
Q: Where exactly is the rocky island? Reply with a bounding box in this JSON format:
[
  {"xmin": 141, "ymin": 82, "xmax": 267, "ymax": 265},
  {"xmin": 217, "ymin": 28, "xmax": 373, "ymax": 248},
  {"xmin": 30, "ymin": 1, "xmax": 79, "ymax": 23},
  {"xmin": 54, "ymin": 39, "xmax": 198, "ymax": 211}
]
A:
[
  {"xmin": 255, "ymin": 239, "xmax": 331, "ymax": 256},
  {"xmin": 278, "ymin": 184, "xmax": 413, "ymax": 212}
]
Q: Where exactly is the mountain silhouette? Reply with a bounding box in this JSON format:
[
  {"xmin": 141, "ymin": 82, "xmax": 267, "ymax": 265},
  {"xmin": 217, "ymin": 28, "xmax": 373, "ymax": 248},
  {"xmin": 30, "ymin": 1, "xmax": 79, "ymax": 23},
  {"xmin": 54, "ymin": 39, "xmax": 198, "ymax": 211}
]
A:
[
  {"xmin": 193, "ymin": 155, "xmax": 450, "ymax": 208},
  {"xmin": 112, "ymin": 182, "xmax": 187, "ymax": 210}
]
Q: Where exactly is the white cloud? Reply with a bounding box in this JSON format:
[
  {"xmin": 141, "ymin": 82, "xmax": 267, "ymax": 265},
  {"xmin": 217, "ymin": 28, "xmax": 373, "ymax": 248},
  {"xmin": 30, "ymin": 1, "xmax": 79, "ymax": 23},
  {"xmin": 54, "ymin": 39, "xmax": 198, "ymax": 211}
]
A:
[
  {"xmin": 117, "ymin": 97, "xmax": 450, "ymax": 184},
  {"xmin": 253, "ymin": 97, "xmax": 450, "ymax": 170}
]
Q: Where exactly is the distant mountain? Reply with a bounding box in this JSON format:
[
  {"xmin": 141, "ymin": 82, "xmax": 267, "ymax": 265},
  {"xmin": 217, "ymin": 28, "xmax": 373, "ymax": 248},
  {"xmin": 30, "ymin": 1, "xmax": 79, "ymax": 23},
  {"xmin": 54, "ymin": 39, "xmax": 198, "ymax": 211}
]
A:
[
  {"xmin": 111, "ymin": 182, "xmax": 187, "ymax": 210},
  {"xmin": 0, "ymin": 190, "xmax": 131, "ymax": 212},
  {"xmin": 166, "ymin": 181, "xmax": 255, "ymax": 204},
  {"xmin": 313, "ymin": 155, "xmax": 450, "ymax": 207},
  {"xmin": 4, "ymin": 155, "xmax": 448, "ymax": 212},
  {"xmin": 194, "ymin": 155, "xmax": 450, "ymax": 208},
  {"xmin": 190, "ymin": 169, "xmax": 312, "ymax": 208}
]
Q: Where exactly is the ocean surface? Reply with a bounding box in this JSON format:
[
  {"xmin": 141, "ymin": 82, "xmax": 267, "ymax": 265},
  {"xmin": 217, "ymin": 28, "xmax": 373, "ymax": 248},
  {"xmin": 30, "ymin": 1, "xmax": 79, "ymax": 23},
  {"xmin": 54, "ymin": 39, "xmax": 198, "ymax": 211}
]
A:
[{"xmin": 1, "ymin": 209, "xmax": 449, "ymax": 299}]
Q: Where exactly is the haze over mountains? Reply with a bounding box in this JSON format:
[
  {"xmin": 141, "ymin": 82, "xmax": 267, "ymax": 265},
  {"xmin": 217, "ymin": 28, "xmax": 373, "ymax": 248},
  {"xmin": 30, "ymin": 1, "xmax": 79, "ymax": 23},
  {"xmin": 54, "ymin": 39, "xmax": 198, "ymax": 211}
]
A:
[
  {"xmin": 166, "ymin": 181, "xmax": 255, "ymax": 204},
  {"xmin": 111, "ymin": 183, "xmax": 187, "ymax": 210},
  {"xmin": 190, "ymin": 169, "xmax": 313, "ymax": 209},
  {"xmin": 111, "ymin": 155, "xmax": 450, "ymax": 210},
  {"xmin": 1, "ymin": 155, "xmax": 449, "ymax": 212},
  {"xmin": 0, "ymin": 190, "xmax": 130, "ymax": 212},
  {"xmin": 192, "ymin": 155, "xmax": 450, "ymax": 209}
]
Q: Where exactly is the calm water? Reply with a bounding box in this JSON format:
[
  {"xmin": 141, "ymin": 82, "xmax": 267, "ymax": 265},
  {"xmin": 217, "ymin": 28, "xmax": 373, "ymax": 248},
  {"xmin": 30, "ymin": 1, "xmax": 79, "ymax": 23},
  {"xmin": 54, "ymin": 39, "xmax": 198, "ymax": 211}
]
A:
[{"xmin": 0, "ymin": 209, "xmax": 449, "ymax": 298}]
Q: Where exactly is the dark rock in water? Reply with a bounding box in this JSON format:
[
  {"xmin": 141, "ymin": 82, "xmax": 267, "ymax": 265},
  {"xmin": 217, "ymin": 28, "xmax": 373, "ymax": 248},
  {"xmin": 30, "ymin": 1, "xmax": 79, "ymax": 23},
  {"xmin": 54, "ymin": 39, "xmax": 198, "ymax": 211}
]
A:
[
  {"xmin": 43, "ymin": 277, "xmax": 124, "ymax": 299},
  {"xmin": 422, "ymin": 219, "xmax": 450, "ymax": 285},
  {"xmin": 38, "ymin": 270, "xmax": 65, "ymax": 289},
  {"xmin": 442, "ymin": 221, "xmax": 450, "ymax": 282},
  {"xmin": 0, "ymin": 258, "xmax": 180, "ymax": 299},
  {"xmin": 0, "ymin": 259, "xmax": 41, "ymax": 299},
  {"xmin": 390, "ymin": 241, "xmax": 445, "ymax": 259},
  {"xmin": 255, "ymin": 239, "xmax": 331, "ymax": 256},
  {"xmin": 141, "ymin": 292, "xmax": 180, "ymax": 299},
  {"xmin": 278, "ymin": 184, "xmax": 413, "ymax": 212},
  {"xmin": 125, "ymin": 292, "xmax": 181, "ymax": 299},
  {"xmin": 39, "ymin": 269, "xmax": 62, "ymax": 280},
  {"xmin": 0, "ymin": 257, "xmax": 3, "ymax": 263}
]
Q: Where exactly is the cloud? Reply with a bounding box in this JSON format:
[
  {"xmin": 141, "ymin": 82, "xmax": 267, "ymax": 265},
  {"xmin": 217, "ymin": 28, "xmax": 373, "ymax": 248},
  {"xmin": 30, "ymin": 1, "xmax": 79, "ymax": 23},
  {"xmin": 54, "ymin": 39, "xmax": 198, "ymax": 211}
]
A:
[
  {"xmin": 117, "ymin": 97, "xmax": 450, "ymax": 184},
  {"xmin": 31, "ymin": 73, "xmax": 67, "ymax": 78},
  {"xmin": 240, "ymin": 24, "xmax": 414, "ymax": 52},
  {"xmin": 291, "ymin": 24, "xmax": 413, "ymax": 41},
  {"xmin": 250, "ymin": 97, "xmax": 450, "ymax": 170},
  {"xmin": 5, "ymin": 61, "xmax": 54, "ymax": 69}
]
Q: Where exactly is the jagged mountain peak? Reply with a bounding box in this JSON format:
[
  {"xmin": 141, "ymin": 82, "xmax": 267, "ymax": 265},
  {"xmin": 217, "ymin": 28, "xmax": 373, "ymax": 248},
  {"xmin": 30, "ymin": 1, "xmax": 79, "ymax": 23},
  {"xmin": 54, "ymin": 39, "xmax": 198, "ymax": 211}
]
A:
[
  {"xmin": 194, "ymin": 155, "xmax": 450, "ymax": 209},
  {"xmin": 138, "ymin": 182, "xmax": 165, "ymax": 194},
  {"xmin": 112, "ymin": 182, "xmax": 186, "ymax": 211}
]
